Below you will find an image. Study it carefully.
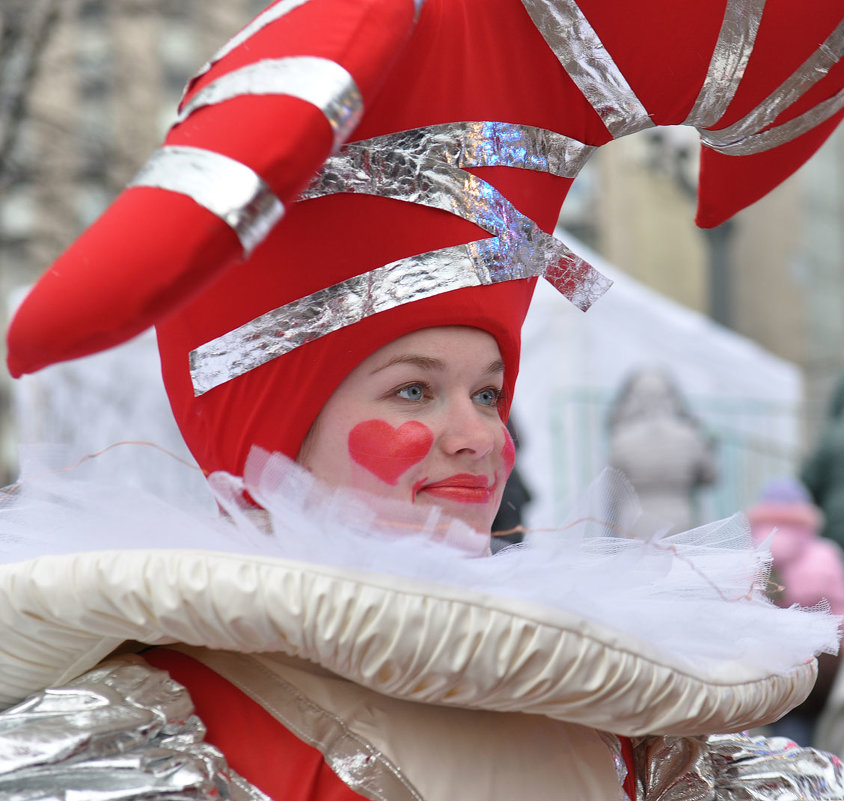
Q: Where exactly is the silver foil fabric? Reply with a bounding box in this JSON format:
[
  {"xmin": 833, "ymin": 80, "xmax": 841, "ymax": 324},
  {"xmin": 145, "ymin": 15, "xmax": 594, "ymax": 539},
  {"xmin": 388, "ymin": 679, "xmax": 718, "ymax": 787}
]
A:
[
  {"xmin": 332, "ymin": 122, "xmax": 597, "ymax": 178},
  {"xmin": 682, "ymin": 0, "xmax": 765, "ymax": 128},
  {"xmin": 304, "ymin": 123, "xmax": 605, "ymax": 300},
  {"xmin": 129, "ymin": 145, "xmax": 285, "ymax": 256},
  {"xmin": 188, "ymin": 122, "xmax": 610, "ymax": 395},
  {"xmin": 634, "ymin": 736, "xmax": 714, "ymax": 801},
  {"xmin": 598, "ymin": 732, "xmax": 632, "ymax": 800},
  {"xmin": 518, "ymin": 0, "xmax": 654, "ymax": 138},
  {"xmin": 305, "ymin": 139, "xmax": 565, "ymax": 240},
  {"xmin": 633, "ymin": 733, "xmax": 844, "ymax": 800},
  {"xmin": 699, "ymin": 20, "xmax": 844, "ymax": 155},
  {"xmin": 190, "ymin": 236, "xmax": 600, "ymax": 395},
  {"xmin": 177, "ymin": 57, "xmax": 364, "ymax": 150},
  {"xmin": 708, "ymin": 732, "xmax": 844, "ymax": 800},
  {"xmin": 702, "ymin": 88, "xmax": 844, "ymax": 156},
  {"xmin": 0, "ymin": 656, "xmax": 269, "ymax": 800}
]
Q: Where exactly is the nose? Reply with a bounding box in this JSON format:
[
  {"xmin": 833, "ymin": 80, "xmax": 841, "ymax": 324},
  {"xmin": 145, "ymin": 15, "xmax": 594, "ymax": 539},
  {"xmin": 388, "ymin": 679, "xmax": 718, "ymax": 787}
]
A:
[{"xmin": 438, "ymin": 398, "xmax": 496, "ymax": 459}]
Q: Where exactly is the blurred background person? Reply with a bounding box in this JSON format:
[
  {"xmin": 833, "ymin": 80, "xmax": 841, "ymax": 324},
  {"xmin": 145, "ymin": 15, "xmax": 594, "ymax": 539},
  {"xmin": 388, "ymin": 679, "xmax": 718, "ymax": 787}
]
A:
[
  {"xmin": 747, "ymin": 477, "xmax": 844, "ymax": 746},
  {"xmin": 803, "ymin": 373, "xmax": 844, "ymax": 551}
]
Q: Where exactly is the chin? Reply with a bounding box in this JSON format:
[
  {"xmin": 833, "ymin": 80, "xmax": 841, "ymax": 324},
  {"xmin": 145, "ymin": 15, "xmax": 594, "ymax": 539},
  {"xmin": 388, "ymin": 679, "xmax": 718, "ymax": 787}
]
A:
[{"xmin": 424, "ymin": 500, "xmax": 494, "ymax": 534}]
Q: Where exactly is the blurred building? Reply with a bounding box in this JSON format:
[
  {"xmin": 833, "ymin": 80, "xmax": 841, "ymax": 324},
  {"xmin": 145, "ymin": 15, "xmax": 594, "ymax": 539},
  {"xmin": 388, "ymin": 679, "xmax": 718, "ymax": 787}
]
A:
[
  {"xmin": 560, "ymin": 125, "xmax": 844, "ymax": 447},
  {"xmin": 0, "ymin": 0, "xmax": 265, "ymax": 480}
]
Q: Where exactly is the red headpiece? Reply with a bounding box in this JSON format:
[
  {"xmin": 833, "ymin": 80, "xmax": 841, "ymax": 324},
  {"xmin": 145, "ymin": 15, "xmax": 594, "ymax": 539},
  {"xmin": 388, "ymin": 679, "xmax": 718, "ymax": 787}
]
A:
[
  {"xmin": 6, "ymin": 0, "xmax": 843, "ymax": 477},
  {"xmin": 156, "ymin": 189, "xmax": 539, "ymax": 474}
]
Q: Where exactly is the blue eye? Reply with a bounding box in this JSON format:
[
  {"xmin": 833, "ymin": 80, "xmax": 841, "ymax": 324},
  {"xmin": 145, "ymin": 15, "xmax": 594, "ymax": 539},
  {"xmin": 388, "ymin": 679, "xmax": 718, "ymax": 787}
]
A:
[
  {"xmin": 396, "ymin": 383, "xmax": 426, "ymax": 401},
  {"xmin": 474, "ymin": 388, "xmax": 501, "ymax": 407}
]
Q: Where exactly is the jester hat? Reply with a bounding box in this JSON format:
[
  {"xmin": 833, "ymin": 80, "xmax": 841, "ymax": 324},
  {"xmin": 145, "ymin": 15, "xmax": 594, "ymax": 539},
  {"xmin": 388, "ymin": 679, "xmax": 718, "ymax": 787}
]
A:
[{"xmin": 6, "ymin": 0, "xmax": 843, "ymax": 475}]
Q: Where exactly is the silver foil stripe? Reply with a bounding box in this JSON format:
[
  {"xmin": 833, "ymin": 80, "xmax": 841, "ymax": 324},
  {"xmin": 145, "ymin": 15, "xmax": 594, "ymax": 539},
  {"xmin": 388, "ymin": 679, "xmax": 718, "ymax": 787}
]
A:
[
  {"xmin": 188, "ymin": 0, "xmax": 314, "ymax": 89},
  {"xmin": 336, "ymin": 122, "xmax": 596, "ymax": 178},
  {"xmin": 683, "ymin": 0, "xmax": 766, "ymax": 128},
  {"xmin": 700, "ymin": 19, "xmax": 844, "ymax": 147},
  {"xmin": 177, "ymin": 57, "xmax": 364, "ymax": 150},
  {"xmin": 186, "ymin": 649, "xmax": 424, "ymax": 801},
  {"xmin": 702, "ymin": 87, "xmax": 844, "ymax": 156},
  {"xmin": 304, "ymin": 128, "xmax": 605, "ymax": 296},
  {"xmin": 305, "ymin": 147, "xmax": 542, "ymax": 239},
  {"xmin": 187, "ymin": 0, "xmax": 426, "ymax": 95},
  {"xmin": 190, "ymin": 124, "xmax": 610, "ymax": 396},
  {"xmin": 303, "ymin": 136, "xmax": 604, "ymax": 294},
  {"xmin": 129, "ymin": 145, "xmax": 284, "ymax": 256},
  {"xmin": 188, "ymin": 122, "xmax": 609, "ymax": 395},
  {"xmin": 518, "ymin": 0, "xmax": 653, "ymax": 138},
  {"xmin": 0, "ymin": 656, "xmax": 268, "ymax": 800},
  {"xmin": 189, "ymin": 236, "xmax": 604, "ymax": 396}
]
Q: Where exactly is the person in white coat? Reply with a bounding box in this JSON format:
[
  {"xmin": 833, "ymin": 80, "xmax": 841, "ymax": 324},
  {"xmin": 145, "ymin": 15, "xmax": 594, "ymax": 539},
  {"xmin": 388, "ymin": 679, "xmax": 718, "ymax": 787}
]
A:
[{"xmin": 608, "ymin": 367, "xmax": 717, "ymax": 534}]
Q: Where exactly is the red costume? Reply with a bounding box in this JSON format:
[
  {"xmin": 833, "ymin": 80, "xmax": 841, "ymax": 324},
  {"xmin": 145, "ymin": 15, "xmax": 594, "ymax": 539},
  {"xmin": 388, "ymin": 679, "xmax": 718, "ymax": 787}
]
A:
[{"xmin": 2, "ymin": 2, "xmax": 843, "ymax": 799}]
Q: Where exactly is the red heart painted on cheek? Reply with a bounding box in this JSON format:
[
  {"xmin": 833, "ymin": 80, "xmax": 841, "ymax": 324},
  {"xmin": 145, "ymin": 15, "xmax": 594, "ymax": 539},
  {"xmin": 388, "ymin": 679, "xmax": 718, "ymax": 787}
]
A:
[{"xmin": 348, "ymin": 420, "xmax": 434, "ymax": 486}]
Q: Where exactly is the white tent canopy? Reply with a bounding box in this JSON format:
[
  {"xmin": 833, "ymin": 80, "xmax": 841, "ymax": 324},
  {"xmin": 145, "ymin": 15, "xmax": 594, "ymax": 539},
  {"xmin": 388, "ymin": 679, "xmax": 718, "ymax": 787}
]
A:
[{"xmin": 513, "ymin": 234, "xmax": 802, "ymax": 529}]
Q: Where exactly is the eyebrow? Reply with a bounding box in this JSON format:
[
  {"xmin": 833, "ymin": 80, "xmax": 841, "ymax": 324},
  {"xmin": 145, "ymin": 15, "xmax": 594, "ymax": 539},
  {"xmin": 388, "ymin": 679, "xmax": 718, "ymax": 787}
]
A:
[{"xmin": 371, "ymin": 354, "xmax": 505, "ymax": 375}]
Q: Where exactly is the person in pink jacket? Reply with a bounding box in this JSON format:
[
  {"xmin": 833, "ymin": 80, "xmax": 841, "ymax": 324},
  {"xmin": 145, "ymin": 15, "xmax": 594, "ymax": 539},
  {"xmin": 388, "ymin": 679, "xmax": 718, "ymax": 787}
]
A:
[{"xmin": 748, "ymin": 477, "xmax": 844, "ymax": 745}]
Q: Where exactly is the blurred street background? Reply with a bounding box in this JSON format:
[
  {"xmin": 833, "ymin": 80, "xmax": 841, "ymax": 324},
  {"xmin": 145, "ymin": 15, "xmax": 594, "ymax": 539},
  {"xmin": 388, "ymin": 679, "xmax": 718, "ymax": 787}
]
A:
[{"xmin": 1, "ymin": 0, "xmax": 843, "ymax": 529}]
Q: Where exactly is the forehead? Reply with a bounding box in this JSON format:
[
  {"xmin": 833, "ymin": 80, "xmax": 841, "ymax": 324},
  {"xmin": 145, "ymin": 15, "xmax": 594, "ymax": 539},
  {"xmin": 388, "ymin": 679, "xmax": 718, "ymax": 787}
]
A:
[{"xmin": 364, "ymin": 326, "xmax": 502, "ymax": 371}]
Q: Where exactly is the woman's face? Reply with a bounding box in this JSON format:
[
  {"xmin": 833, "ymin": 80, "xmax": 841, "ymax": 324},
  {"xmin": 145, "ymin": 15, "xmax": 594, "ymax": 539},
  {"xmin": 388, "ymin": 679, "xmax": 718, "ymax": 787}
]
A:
[{"xmin": 298, "ymin": 326, "xmax": 515, "ymax": 533}]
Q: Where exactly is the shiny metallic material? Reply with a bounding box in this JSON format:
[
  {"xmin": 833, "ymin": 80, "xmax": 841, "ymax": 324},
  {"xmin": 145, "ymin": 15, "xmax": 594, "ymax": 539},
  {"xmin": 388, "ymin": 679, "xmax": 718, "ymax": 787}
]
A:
[
  {"xmin": 597, "ymin": 732, "xmax": 630, "ymax": 799},
  {"xmin": 189, "ymin": 121, "xmax": 609, "ymax": 395},
  {"xmin": 633, "ymin": 733, "xmax": 844, "ymax": 800},
  {"xmin": 306, "ymin": 144, "xmax": 556, "ymax": 237},
  {"xmin": 702, "ymin": 88, "xmax": 844, "ymax": 155},
  {"xmin": 336, "ymin": 121, "xmax": 596, "ymax": 178},
  {"xmin": 0, "ymin": 656, "xmax": 268, "ymax": 800},
  {"xmin": 129, "ymin": 145, "xmax": 284, "ymax": 256},
  {"xmin": 177, "ymin": 57, "xmax": 364, "ymax": 150},
  {"xmin": 708, "ymin": 732, "xmax": 844, "ymax": 800},
  {"xmin": 190, "ymin": 236, "xmax": 601, "ymax": 395},
  {"xmin": 187, "ymin": 649, "xmax": 424, "ymax": 801},
  {"xmin": 307, "ymin": 123, "xmax": 604, "ymax": 303},
  {"xmin": 700, "ymin": 20, "xmax": 844, "ymax": 152},
  {"xmin": 683, "ymin": 0, "xmax": 765, "ymax": 128},
  {"xmin": 633, "ymin": 736, "xmax": 714, "ymax": 800},
  {"xmin": 518, "ymin": 0, "xmax": 653, "ymax": 137},
  {"xmin": 192, "ymin": 0, "xmax": 314, "ymax": 85}
]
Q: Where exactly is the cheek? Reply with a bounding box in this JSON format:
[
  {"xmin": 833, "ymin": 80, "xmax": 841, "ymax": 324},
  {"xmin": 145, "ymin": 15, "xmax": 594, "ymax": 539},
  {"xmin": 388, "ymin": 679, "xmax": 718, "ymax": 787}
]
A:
[
  {"xmin": 501, "ymin": 427, "xmax": 516, "ymax": 477},
  {"xmin": 347, "ymin": 419, "xmax": 434, "ymax": 486}
]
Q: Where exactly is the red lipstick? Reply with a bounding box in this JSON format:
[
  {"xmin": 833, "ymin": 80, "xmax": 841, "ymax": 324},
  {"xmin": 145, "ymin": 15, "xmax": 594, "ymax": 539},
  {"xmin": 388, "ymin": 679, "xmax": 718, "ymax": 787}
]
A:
[{"xmin": 419, "ymin": 474, "xmax": 495, "ymax": 504}]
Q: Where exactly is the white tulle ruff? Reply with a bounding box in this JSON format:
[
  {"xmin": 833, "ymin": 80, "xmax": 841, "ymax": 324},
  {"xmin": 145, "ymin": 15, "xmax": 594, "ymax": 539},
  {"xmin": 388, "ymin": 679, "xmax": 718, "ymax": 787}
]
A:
[{"xmin": 0, "ymin": 444, "xmax": 839, "ymax": 679}]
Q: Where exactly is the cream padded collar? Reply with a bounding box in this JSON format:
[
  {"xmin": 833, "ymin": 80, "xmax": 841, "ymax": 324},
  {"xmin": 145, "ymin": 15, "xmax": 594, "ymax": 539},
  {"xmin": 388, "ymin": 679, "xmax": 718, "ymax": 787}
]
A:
[{"xmin": 0, "ymin": 547, "xmax": 815, "ymax": 735}]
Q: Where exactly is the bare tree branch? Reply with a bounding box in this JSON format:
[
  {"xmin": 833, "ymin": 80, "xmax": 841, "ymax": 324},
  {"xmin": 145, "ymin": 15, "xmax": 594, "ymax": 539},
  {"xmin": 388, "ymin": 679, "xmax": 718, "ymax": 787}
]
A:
[{"xmin": 0, "ymin": 0, "xmax": 62, "ymax": 189}]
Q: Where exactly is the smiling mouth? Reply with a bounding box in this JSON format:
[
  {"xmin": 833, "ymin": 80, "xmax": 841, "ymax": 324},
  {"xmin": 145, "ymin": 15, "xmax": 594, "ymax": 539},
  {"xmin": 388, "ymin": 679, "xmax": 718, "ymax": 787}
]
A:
[{"xmin": 418, "ymin": 474, "xmax": 496, "ymax": 504}]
